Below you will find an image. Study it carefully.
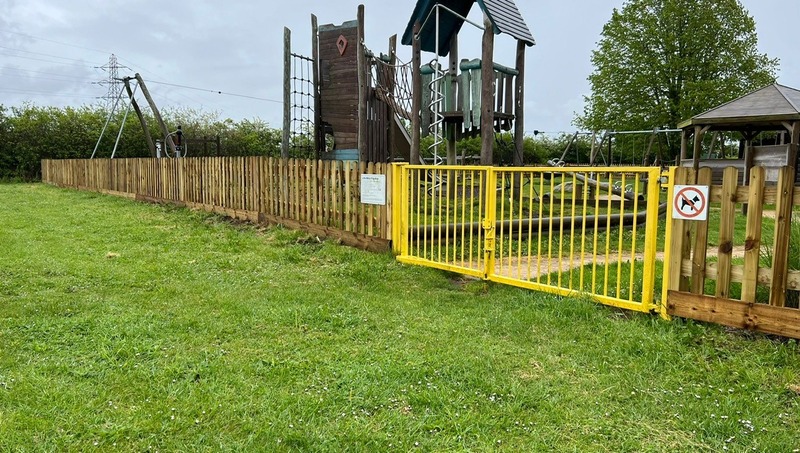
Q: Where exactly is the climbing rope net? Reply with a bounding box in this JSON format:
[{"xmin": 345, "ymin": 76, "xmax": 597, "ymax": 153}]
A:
[
  {"xmin": 371, "ymin": 54, "xmax": 414, "ymax": 122},
  {"xmin": 372, "ymin": 52, "xmax": 446, "ymax": 165},
  {"xmin": 289, "ymin": 52, "xmax": 315, "ymax": 157}
]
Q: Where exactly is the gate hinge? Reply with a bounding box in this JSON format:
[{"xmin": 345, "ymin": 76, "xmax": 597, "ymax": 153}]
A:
[{"xmin": 482, "ymin": 218, "xmax": 495, "ymax": 252}]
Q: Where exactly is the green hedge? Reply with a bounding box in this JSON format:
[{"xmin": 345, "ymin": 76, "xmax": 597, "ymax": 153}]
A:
[{"xmin": 0, "ymin": 104, "xmax": 284, "ymax": 180}]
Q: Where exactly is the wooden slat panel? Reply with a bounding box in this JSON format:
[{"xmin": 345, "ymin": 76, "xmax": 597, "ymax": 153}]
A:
[
  {"xmin": 267, "ymin": 157, "xmax": 275, "ymax": 215},
  {"xmin": 667, "ymin": 167, "xmax": 692, "ymax": 292},
  {"xmin": 770, "ymin": 166, "xmax": 795, "ymax": 306},
  {"xmin": 333, "ymin": 160, "xmax": 341, "ymax": 229},
  {"xmin": 358, "ymin": 161, "xmax": 367, "ymax": 235},
  {"xmin": 683, "ymin": 258, "xmax": 800, "ymax": 290},
  {"xmin": 344, "ymin": 161, "xmax": 352, "ymax": 232},
  {"xmin": 715, "ymin": 167, "xmax": 739, "ymax": 298},
  {"xmin": 668, "ymin": 290, "xmax": 750, "ymax": 329},
  {"xmin": 741, "ymin": 167, "xmax": 765, "ymax": 302},
  {"xmin": 668, "ymin": 291, "xmax": 800, "ymax": 339},
  {"xmin": 690, "ymin": 167, "xmax": 713, "ymax": 294},
  {"xmin": 711, "ymin": 185, "xmax": 800, "ymax": 206},
  {"xmin": 325, "ymin": 160, "xmax": 333, "ymax": 226}
]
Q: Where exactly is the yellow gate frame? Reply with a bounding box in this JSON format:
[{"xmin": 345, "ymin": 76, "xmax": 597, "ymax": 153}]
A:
[{"xmin": 393, "ymin": 163, "xmax": 670, "ymax": 314}]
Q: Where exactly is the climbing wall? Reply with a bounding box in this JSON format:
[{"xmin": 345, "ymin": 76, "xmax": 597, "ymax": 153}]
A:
[{"xmin": 318, "ymin": 20, "xmax": 360, "ymax": 152}]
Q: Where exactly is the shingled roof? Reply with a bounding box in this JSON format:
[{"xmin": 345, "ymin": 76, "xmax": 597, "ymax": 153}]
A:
[
  {"xmin": 679, "ymin": 83, "xmax": 800, "ymax": 130},
  {"xmin": 401, "ymin": 0, "xmax": 535, "ymax": 56}
]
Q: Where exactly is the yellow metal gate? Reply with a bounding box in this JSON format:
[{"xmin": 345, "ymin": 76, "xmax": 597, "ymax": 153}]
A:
[{"xmin": 392, "ymin": 164, "xmax": 666, "ymax": 313}]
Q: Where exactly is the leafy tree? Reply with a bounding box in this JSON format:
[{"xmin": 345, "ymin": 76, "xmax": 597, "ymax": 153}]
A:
[{"xmin": 578, "ymin": 0, "xmax": 778, "ymax": 157}]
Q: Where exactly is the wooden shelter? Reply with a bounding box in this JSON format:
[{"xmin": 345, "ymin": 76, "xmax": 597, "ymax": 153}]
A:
[
  {"xmin": 678, "ymin": 83, "xmax": 800, "ymax": 185},
  {"xmin": 402, "ymin": 0, "xmax": 535, "ymax": 165}
]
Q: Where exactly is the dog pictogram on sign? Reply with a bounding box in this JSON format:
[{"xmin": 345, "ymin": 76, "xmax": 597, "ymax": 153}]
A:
[{"xmin": 672, "ymin": 185, "xmax": 709, "ymax": 221}]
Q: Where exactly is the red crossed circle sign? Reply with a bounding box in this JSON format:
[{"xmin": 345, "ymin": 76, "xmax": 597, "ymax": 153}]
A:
[{"xmin": 673, "ymin": 186, "xmax": 707, "ymax": 219}]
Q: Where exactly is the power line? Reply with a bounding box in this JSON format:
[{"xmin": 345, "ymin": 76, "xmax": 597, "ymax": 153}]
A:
[
  {"xmin": 0, "ymin": 29, "xmax": 278, "ymax": 113},
  {"xmin": 0, "ymin": 87, "xmax": 98, "ymax": 99},
  {"xmin": 0, "ymin": 30, "xmax": 267, "ymax": 109},
  {"xmin": 146, "ymin": 80, "xmax": 282, "ymax": 104},
  {"xmin": 0, "ymin": 44, "xmax": 98, "ymax": 64},
  {"xmin": 0, "ymin": 51, "xmax": 97, "ymax": 69},
  {"xmin": 1, "ymin": 66, "xmax": 94, "ymax": 82},
  {"xmin": 0, "ymin": 72, "xmax": 94, "ymax": 85},
  {"xmin": 0, "ymin": 29, "xmax": 110, "ymax": 55},
  {"xmin": 115, "ymin": 57, "xmax": 219, "ymax": 107}
]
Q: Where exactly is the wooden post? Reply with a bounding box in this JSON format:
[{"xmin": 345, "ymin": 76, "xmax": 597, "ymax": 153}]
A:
[
  {"xmin": 513, "ymin": 40, "xmax": 526, "ymax": 167},
  {"xmin": 446, "ymin": 34, "xmax": 459, "ymax": 165},
  {"xmin": 667, "ymin": 167, "xmax": 693, "ymax": 293},
  {"xmin": 741, "ymin": 130, "xmax": 756, "ymax": 186},
  {"xmin": 135, "ymin": 73, "xmax": 176, "ymax": 156},
  {"xmin": 123, "ymin": 77, "xmax": 155, "ymax": 157},
  {"xmin": 411, "ymin": 21, "xmax": 422, "ymax": 164},
  {"xmin": 679, "ymin": 128, "xmax": 689, "ymax": 165},
  {"xmin": 741, "ymin": 167, "xmax": 766, "ymax": 303},
  {"xmin": 282, "ymin": 27, "xmax": 291, "ymax": 159},
  {"xmin": 312, "ymin": 15, "xmax": 322, "ymax": 159},
  {"xmin": 789, "ymin": 121, "xmax": 799, "ymax": 172},
  {"xmin": 690, "ymin": 167, "xmax": 713, "ymax": 294},
  {"xmin": 770, "ymin": 166, "xmax": 795, "ymax": 306},
  {"xmin": 715, "ymin": 166, "xmax": 739, "ymax": 299},
  {"xmin": 480, "ymin": 13, "xmax": 495, "ymax": 166},
  {"xmin": 356, "ymin": 5, "xmax": 368, "ymax": 163},
  {"xmin": 387, "ymin": 34, "xmax": 398, "ymax": 160},
  {"xmin": 691, "ymin": 125, "xmax": 705, "ymax": 174},
  {"xmin": 690, "ymin": 125, "xmax": 710, "ymax": 185}
]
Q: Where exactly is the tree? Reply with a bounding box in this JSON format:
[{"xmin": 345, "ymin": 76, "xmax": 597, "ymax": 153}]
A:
[{"xmin": 578, "ymin": 0, "xmax": 778, "ymax": 152}]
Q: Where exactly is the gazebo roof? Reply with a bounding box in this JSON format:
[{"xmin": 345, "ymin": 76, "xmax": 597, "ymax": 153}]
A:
[
  {"xmin": 679, "ymin": 83, "xmax": 800, "ymax": 131},
  {"xmin": 401, "ymin": 0, "xmax": 535, "ymax": 57}
]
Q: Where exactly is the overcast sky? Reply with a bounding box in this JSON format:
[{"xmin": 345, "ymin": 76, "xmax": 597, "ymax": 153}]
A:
[{"xmin": 1, "ymin": 0, "xmax": 797, "ymax": 136}]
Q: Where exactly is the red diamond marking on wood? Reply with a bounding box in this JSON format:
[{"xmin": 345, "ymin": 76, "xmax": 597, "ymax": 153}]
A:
[{"xmin": 337, "ymin": 35, "xmax": 348, "ymax": 56}]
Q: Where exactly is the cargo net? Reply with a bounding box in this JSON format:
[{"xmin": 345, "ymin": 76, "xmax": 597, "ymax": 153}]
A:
[
  {"xmin": 290, "ymin": 53, "xmax": 315, "ymax": 157},
  {"xmin": 372, "ymin": 53, "xmax": 413, "ymax": 121}
]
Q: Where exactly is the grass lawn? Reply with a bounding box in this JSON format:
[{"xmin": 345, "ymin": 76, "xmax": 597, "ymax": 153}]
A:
[{"xmin": 1, "ymin": 183, "xmax": 799, "ymax": 451}]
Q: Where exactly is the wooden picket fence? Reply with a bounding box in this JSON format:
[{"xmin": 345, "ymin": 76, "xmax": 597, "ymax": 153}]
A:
[
  {"xmin": 41, "ymin": 157, "xmax": 392, "ymax": 251},
  {"xmin": 666, "ymin": 165, "xmax": 800, "ymax": 338}
]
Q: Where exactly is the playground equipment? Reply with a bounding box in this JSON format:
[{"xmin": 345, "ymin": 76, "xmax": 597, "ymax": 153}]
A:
[
  {"xmin": 282, "ymin": 0, "xmax": 535, "ymax": 165},
  {"xmin": 91, "ymin": 74, "xmax": 180, "ymax": 159}
]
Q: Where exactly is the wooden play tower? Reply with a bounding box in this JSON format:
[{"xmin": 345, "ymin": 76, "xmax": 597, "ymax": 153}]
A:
[
  {"xmin": 282, "ymin": 0, "xmax": 534, "ymax": 165},
  {"xmin": 403, "ymin": 0, "xmax": 535, "ymax": 165}
]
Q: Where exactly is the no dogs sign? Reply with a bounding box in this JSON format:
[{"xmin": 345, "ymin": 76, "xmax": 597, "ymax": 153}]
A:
[{"xmin": 672, "ymin": 185, "xmax": 709, "ymax": 221}]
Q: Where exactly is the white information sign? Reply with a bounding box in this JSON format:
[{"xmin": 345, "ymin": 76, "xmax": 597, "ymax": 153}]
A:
[
  {"xmin": 672, "ymin": 185, "xmax": 709, "ymax": 221},
  {"xmin": 360, "ymin": 174, "xmax": 386, "ymax": 206}
]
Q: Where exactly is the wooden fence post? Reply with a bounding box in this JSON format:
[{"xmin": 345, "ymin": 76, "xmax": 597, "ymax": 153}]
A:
[{"xmin": 770, "ymin": 166, "xmax": 795, "ymax": 306}]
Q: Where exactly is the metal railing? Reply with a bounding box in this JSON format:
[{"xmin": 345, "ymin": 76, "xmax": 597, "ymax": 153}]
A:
[{"xmin": 393, "ymin": 164, "xmax": 666, "ymax": 312}]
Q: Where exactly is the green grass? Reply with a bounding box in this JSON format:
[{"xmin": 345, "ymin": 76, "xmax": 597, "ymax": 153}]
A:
[{"xmin": 1, "ymin": 183, "xmax": 800, "ymax": 451}]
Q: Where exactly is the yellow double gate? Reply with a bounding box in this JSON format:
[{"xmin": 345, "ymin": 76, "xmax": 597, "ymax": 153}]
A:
[{"xmin": 392, "ymin": 165, "xmax": 667, "ymax": 313}]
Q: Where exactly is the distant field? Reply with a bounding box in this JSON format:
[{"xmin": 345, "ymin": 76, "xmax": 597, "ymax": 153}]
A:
[{"xmin": 1, "ymin": 183, "xmax": 798, "ymax": 451}]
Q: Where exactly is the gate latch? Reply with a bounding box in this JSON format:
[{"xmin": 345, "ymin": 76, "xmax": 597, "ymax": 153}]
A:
[{"xmin": 482, "ymin": 218, "xmax": 495, "ymax": 252}]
